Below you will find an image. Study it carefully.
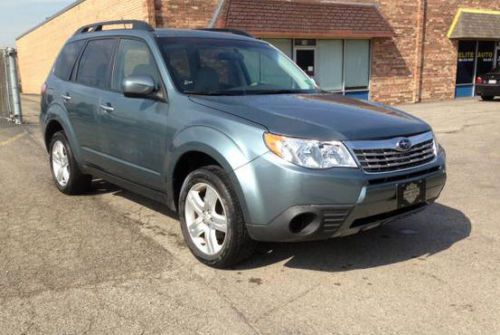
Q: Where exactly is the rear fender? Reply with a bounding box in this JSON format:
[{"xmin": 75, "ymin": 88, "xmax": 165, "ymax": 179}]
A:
[{"xmin": 43, "ymin": 103, "xmax": 82, "ymax": 162}]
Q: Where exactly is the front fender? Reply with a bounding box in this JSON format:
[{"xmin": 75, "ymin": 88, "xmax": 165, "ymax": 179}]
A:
[
  {"xmin": 171, "ymin": 125, "xmax": 254, "ymax": 170},
  {"xmin": 166, "ymin": 124, "xmax": 268, "ymax": 220}
]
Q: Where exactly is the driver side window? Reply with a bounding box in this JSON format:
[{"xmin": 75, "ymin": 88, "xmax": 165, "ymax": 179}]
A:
[{"xmin": 112, "ymin": 39, "xmax": 163, "ymax": 96}]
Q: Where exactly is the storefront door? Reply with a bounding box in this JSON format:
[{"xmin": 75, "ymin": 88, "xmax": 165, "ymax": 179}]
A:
[
  {"xmin": 295, "ymin": 48, "xmax": 316, "ymax": 78},
  {"xmin": 455, "ymin": 40, "xmax": 497, "ymax": 97}
]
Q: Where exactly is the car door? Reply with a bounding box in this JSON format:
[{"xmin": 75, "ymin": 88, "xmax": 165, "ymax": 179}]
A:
[
  {"xmin": 69, "ymin": 38, "xmax": 118, "ymax": 166},
  {"xmin": 98, "ymin": 38, "xmax": 169, "ymax": 190}
]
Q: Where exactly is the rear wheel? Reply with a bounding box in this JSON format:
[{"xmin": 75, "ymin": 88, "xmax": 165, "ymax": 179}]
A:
[
  {"xmin": 179, "ymin": 166, "xmax": 256, "ymax": 268},
  {"xmin": 481, "ymin": 95, "xmax": 494, "ymax": 101},
  {"xmin": 49, "ymin": 131, "xmax": 92, "ymax": 195}
]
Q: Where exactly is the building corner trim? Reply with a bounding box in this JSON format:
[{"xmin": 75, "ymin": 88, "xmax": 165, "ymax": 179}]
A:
[{"xmin": 209, "ymin": 0, "xmax": 227, "ymax": 28}]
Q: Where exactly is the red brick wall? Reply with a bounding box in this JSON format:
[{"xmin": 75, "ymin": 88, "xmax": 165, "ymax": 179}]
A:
[
  {"xmin": 154, "ymin": 0, "xmax": 220, "ymax": 29},
  {"xmin": 369, "ymin": 1, "xmax": 422, "ymax": 104}
]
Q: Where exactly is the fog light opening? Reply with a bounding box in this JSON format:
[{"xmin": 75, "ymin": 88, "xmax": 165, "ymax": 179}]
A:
[{"xmin": 289, "ymin": 213, "xmax": 317, "ymax": 234}]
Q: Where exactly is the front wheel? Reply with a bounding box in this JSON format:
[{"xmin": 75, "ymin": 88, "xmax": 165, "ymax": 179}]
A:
[
  {"xmin": 49, "ymin": 131, "xmax": 92, "ymax": 195},
  {"xmin": 179, "ymin": 166, "xmax": 256, "ymax": 268}
]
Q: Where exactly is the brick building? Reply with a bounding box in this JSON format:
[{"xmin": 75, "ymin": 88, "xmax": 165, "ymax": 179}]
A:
[{"xmin": 16, "ymin": 0, "xmax": 500, "ymax": 104}]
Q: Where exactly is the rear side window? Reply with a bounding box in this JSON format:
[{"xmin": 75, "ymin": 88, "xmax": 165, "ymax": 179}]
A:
[
  {"xmin": 77, "ymin": 39, "xmax": 116, "ymax": 89},
  {"xmin": 53, "ymin": 40, "xmax": 85, "ymax": 80}
]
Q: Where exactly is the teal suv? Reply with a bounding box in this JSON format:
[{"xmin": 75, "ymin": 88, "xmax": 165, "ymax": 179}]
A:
[{"xmin": 41, "ymin": 21, "xmax": 447, "ymax": 267}]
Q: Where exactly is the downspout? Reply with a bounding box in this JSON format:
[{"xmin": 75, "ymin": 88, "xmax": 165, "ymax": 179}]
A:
[
  {"xmin": 413, "ymin": 0, "xmax": 427, "ymax": 103},
  {"xmin": 5, "ymin": 48, "xmax": 22, "ymax": 124},
  {"xmin": 209, "ymin": 0, "xmax": 227, "ymax": 28}
]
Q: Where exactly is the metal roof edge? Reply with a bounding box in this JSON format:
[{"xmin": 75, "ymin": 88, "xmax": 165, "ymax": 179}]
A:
[
  {"xmin": 16, "ymin": 0, "xmax": 86, "ymax": 41},
  {"xmin": 447, "ymin": 7, "xmax": 500, "ymax": 39},
  {"xmin": 457, "ymin": 8, "xmax": 500, "ymax": 15}
]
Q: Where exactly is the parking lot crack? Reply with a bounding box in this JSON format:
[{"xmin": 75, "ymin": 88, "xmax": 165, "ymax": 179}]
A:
[{"xmin": 253, "ymin": 284, "xmax": 320, "ymax": 322}]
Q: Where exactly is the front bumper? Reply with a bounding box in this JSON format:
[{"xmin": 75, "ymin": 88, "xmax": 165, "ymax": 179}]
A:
[{"xmin": 236, "ymin": 150, "xmax": 446, "ymax": 242}]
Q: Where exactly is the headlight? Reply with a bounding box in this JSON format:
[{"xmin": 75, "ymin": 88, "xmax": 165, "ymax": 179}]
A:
[{"xmin": 264, "ymin": 133, "xmax": 358, "ymax": 169}]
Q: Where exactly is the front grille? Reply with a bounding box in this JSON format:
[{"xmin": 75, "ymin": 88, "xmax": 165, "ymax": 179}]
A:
[{"xmin": 353, "ymin": 138, "xmax": 436, "ymax": 173}]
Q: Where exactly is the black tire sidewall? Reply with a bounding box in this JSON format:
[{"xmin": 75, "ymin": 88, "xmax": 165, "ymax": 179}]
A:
[{"xmin": 179, "ymin": 167, "xmax": 242, "ymax": 265}]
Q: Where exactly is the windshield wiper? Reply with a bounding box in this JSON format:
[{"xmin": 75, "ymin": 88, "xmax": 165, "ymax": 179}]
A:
[
  {"xmin": 249, "ymin": 89, "xmax": 316, "ymax": 95},
  {"xmin": 185, "ymin": 90, "xmax": 245, "ymax": 96},
  {"xmin": 185, "ymin": 89, "xmax": 319, "ymax": 96}
]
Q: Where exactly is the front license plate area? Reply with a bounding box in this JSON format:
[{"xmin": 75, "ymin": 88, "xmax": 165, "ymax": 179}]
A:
[{"xmin": 397, "ymin": 180, "xmax": 426, "ymax": 209}]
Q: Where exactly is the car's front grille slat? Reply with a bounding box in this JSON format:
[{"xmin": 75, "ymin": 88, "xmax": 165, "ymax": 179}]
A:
[
  {"xmin": 358, "ymin": 147, "xmax": 434, "ymax": 163},
  {"xmin": 351, "ymin": 135, "xmax": 436, "ymax": 173},
  {"xmin": 358, "ymin": 140, "xmax": 433, "ymax": 157},
  {"xmin": 360, "ymin": 153, "xmax": 435, "ymax": 169}
]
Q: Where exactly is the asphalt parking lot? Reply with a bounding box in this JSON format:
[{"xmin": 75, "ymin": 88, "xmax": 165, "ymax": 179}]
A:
[{"xmin": 1, "ymin": 96, "xmax": 499, "ymax": 334}]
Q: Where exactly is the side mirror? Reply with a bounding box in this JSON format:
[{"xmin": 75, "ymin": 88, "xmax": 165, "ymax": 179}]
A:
[{"xmin": 122, "ymin": 75, "xmax": 157, "ymax": 98}]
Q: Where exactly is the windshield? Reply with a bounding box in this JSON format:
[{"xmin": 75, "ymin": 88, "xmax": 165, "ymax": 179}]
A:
[{"xmin": 157, "ymin": 37, "xmax": 319, "ymax": 95}]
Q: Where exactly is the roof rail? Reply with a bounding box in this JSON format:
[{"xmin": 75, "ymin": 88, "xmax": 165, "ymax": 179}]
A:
[
  {"xmin": 74, "ymin": 20, "xmax": 154, "ymax": 36},
  {"xmin": 197, "ymin": 28, "xmax": 254, "ymax": 38}
]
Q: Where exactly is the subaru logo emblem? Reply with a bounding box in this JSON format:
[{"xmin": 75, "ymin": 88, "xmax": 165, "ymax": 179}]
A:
[{"xmin": 396, "ymin": 138, "xmax": 412, "ymax": 152}]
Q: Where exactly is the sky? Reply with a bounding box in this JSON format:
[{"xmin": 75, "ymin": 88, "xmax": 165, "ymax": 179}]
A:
[{"xmin": 0, "ymin": 0, "xmax": 75, "ymax": 47}]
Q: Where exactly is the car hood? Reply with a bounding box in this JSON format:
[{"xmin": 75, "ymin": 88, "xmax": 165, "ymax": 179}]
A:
[{"xmin": 189, "ymin": 93, "xmax": 431, "ymax": 141}]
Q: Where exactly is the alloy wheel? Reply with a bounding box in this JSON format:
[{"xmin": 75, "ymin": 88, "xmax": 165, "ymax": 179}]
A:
[
  {"xmin": 51, "ymin": 140, "xmax": 70, "ymax": 187},
  {"xmin": 184, "ymin": 182, "xmax": 228, "ymax": 255}
]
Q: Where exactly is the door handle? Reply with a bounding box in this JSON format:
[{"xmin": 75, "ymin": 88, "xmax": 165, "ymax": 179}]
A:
[
  {"xmin": 99, "ymin": 104, "xmax": 114, "ymax": 113},
  {"xmin": 61, "ymin": 94, "xmax": 71, "ymax": 101}
]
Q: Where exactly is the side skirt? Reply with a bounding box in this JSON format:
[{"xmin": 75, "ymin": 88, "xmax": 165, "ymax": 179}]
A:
[{"xmin": 84, "ymin": 164, "xmax": 171, "ymax": 207}]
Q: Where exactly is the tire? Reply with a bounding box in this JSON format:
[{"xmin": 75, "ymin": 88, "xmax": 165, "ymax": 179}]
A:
[
  {"xmin": 179, "ymin": 166, "xmax": 256, "ymax": 268},
  {"xmin": 481, "ymin": 95, "xmax": 494, "ymax": 101},
  {"xmin": 49, "ymin": 131, "xmax": 92, "ymax": 195}
]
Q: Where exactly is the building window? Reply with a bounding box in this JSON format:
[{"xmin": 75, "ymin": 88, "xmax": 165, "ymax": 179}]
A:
[
  {"xmin": 264, "ymin": 38, "xmax": 371, "ymax": 99},
  {"xmin": 344, "ymin": 40, "xmax": 370, "ymax": 91},
  {"xmin": 476, "ymin": 41, "xmax": 496, "ymax": 79},
  {"xmin": 317, "ymin": 40, "xmax": 343, "ymax": 91}
]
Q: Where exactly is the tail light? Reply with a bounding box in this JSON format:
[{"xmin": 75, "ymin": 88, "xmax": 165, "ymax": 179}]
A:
[
  {"xmin": 41, "ymin": 83, "xmax": 47, "ymax": 95},
  {"xmin": 475, "ymin": 76, "xmax": 485, "ymax": 84}
]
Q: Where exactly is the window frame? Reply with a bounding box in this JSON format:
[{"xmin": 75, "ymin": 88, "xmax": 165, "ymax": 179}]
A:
[
  {"xmin": 294, "ymin": 46, "xmax": 316, "ymax": 77},
  {"xmin": 110, "ymin": 37, "xmax": 167, "ymax": 101}
]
